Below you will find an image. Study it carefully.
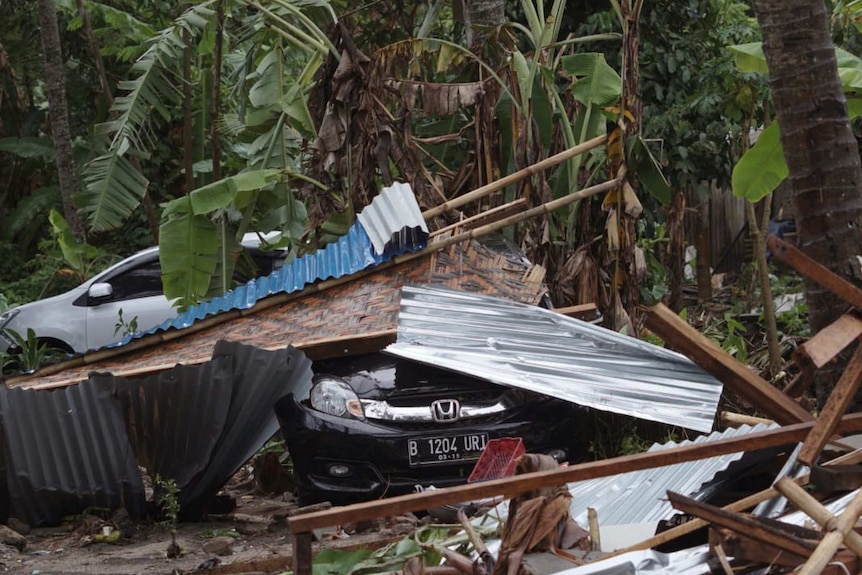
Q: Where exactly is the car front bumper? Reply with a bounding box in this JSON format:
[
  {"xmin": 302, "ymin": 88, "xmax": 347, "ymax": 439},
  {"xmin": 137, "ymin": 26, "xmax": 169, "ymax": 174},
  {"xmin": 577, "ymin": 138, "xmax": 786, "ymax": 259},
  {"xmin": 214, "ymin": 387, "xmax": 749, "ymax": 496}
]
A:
[{"xmin": 276, "ymin": 396, "xmax": 588, "ymax": 506}]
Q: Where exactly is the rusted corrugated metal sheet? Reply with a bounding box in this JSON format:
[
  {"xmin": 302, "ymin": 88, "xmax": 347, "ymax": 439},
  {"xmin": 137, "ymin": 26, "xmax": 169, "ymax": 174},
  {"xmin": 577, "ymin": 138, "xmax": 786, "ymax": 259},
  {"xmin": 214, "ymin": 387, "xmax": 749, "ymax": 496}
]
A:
[
  {"xmin": 0, "ymin": 341, "xmax": 312, "ymax": 524},
  {"xmin": 177, "ymin": 341, "xmax": 312, "ymax": 508},
  {"xmin": 102, "ymin": 356, "xmax": 235, "ymax": 489},
  {"xmin": 0, "ymin": 380, "xmax": 146, "ymax": 526}
]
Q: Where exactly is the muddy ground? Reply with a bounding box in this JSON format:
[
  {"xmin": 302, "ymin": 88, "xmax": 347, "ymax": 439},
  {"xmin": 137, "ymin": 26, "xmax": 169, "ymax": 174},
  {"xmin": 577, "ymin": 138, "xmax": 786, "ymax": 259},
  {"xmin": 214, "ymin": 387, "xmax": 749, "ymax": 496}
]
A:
[{"xmin": 1, "ymin": 469, "xmax": 415, "ymax": 575}]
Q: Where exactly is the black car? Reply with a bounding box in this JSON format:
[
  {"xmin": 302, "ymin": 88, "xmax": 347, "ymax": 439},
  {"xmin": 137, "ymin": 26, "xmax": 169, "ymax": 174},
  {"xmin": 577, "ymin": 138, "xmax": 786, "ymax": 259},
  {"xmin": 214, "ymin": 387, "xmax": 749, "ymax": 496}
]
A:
[{"xmin": 276, "ymin": 352, "xmax": 589, "ymax": 506}]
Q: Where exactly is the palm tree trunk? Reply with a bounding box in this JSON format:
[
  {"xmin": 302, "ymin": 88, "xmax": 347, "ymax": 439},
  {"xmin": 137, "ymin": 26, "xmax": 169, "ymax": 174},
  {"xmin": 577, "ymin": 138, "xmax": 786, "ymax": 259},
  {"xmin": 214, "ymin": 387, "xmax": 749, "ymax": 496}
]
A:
[
  {"xmin": 753, "ymin": 1, "xmax": 862, "ymax": 332},
  {"xmin": 37, "ymin": 0, "xmax": 84, "ymax": 237},
  {"xmin": 461, "ymin": 0, "xmax": 505, "ymax": 50}
]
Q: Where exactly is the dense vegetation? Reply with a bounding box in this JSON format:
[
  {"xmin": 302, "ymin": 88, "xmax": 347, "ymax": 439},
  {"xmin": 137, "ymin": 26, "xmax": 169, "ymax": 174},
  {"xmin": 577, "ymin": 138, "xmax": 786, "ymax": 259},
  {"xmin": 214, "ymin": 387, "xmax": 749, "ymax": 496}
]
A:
[{"xmin": 1, "ymin": 0, "xmax": 860, "ymax": 385}]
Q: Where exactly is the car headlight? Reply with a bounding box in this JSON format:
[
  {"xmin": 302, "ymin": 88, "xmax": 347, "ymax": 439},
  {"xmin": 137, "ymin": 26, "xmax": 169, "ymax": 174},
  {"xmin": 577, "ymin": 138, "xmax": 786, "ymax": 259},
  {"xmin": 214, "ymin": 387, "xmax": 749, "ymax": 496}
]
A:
[
  {"xmin": 0, "ymin": 308, "xmax": 20, "ymax": 330},
  {"xmin": 309, "ymin": 376, "xmax": 364, "ymax": 419}
]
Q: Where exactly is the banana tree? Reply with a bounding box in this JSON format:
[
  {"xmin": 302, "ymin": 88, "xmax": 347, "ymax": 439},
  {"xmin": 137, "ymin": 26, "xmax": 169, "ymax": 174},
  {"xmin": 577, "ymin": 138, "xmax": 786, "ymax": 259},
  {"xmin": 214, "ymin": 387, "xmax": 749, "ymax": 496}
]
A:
[{"xmin": 75, "ymin": 0, "xmax": 335, "ymax": 309}]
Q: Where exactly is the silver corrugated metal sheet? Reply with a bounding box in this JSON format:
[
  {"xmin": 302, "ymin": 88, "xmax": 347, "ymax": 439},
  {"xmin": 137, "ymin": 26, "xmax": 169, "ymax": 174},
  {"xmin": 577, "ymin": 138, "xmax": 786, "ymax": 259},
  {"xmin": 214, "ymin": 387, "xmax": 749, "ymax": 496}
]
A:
[
  {"xmin": 0, "ymin": 380, "xmax": 146, "ymax": 526},
  {"xmin": 118, "ymin": 182, "xmax": 428, "ymax": 345},
  {"xmin": 567, "ymin": 423, "xmax": 781, "ymax": 527},
  {"xmin": 358, "ymin": 182, "xmax": 428, "ymax": 255},
  {"xmin": 385, "ymin": 285, "xmax": 723, "ymax": 432},
  {"xmin": 550, "ymin": 546, "xmax": 712, "ymax": 575}
]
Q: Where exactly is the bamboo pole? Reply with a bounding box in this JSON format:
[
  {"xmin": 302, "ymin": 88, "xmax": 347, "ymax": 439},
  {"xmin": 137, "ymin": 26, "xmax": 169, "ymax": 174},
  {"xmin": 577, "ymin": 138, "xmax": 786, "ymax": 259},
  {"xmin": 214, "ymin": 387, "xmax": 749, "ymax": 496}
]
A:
[
  {"xmin": 795, "ymin": 486, "xmax": 862, "ymax": 575},
  {"xmin": 430, "ymin": 198, "xmax": 529, "ymax": 237},
  {"xmin": 603, "ymin": 447, "xmax": 862, "ymax": 558},
  {"xmin": 773, "ymin": 476, "xmax": 862, "ymax": 555},
  {"xmin": 422, "ymin": 134, "xmax": 609, "ymax": 219}
]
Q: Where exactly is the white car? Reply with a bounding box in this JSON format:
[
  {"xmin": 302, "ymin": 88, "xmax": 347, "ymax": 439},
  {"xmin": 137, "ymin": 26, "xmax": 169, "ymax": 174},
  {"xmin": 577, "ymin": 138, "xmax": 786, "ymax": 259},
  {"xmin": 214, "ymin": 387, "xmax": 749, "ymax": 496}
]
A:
[{"xmin": 0, "ymin": 234, "xmax": 285, "ymax": 356}]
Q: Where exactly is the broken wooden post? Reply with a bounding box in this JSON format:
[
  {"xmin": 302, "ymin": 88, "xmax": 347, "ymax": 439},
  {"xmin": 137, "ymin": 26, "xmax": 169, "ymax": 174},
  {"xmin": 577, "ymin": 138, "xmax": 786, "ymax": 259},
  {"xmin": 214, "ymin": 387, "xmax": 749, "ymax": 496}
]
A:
[
  {"xmin": 645, "ymin": 303, "xmax": 813, "ymax": 425},
  {"xmin": 795, "ymin": 485, "xmax": 862, "ymax": 575},
  {"xmin": 667, "ymin": 491, "xmax": 819, "ymax": 558},
  {"xmin": 773, "ymin": 476, "xmax": 862, "ymax": 555},
  {"xmin": 793, "ymin": 312, "xmax": 862, "ymax": 373},
  {"xmin": 798, "ymin": 344, "xmax": 862, "ymax": 465},
  {"xmin": 767, "ymin": 235, "xmax": 862, "ymax": 311}
]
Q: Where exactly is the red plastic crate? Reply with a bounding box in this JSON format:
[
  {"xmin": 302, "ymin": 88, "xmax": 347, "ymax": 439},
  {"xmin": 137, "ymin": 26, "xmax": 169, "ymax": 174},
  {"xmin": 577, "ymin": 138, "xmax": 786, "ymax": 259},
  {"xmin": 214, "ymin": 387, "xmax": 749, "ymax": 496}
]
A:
[{"xmin": 467, "ymin": 437, "xmax": 525, "ymax": 483}]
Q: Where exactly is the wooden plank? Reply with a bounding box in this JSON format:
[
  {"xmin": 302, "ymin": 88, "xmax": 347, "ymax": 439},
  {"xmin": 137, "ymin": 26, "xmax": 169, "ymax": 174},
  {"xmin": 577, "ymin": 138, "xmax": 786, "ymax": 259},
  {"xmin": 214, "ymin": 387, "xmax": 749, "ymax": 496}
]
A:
[
  {"xmin": 667, "ymin": 491, "xmax": 817, "ymax": 557},
  {"xmin": 767, "ymin": 234, "xmax": 862, "ymax": 311},
  {"xmin": 553, "ymin": 303, "xmax": 599, "ymax": 321},
  {"xmin": 293, "ymin": 532, "xmax": 313, "ymax": 575},
  {"xmin": 288, "ymin": 413, "xmax": 862, "ymax": 535},
  {"xmin": 794, "ymin": 312, "xmax": 862, "ymax": 371},
  {"xmin": 799, "ymin": 343, "xmax": 862, "ymax": 465},
  {"xmin": 645, "ymin": 303, "xmax": 813, "ymax": 425},
  {"xmin": 783, "ymin": 370, "xmax": 815, "ymax": 398},
  {"xmin": 811, "ymin": 464, "xmax": 862, "ymax": 492},
  {"xmin": 604, "ymin": 446, "xmax": 862, "ymax": 559},
  {"xmin": 710, "ymin": 528, "xmax": 860, "ymax": 574}
]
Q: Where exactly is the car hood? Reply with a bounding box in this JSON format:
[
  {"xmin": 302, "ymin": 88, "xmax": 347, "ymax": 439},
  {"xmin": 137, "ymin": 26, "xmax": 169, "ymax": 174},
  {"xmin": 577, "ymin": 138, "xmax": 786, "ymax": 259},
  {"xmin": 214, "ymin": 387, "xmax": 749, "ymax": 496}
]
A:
[{"xmin": 312, "ymin": 353, "xmax": 504, "ymax": 401}]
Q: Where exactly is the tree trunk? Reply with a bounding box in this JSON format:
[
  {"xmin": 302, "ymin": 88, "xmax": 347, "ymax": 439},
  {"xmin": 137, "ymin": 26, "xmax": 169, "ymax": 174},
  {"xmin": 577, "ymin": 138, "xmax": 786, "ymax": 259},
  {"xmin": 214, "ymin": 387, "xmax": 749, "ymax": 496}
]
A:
[
  {"xmin": 753, "ymin": 1, "xmax": 862, "ymax": 331},
  {"xmin": 753, "ymin": 0, "xmax": 862, "ymax": 401},
  {"xmin": 461, "ymin": 0, "xmax": 505, "ymax": 51},
  {"xmin": 210, "ymin": 0, "xmax": 225, "ymax": 182},
  {"xmin": 37, "ymin": 0, "xmax": 84, "ymax": 237}
]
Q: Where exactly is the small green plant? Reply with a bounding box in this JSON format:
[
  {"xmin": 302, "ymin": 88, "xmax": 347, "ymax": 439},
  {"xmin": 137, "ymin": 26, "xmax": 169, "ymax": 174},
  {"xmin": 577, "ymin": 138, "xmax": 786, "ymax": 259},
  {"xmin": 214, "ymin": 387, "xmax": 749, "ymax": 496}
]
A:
[
  {"xmin": 155, "ymin": 475, "xmax": 181, "ymax": 559},
  {"xmin": 113, "ymin": 309, "xmax": 139, "ymax": 338},
  {"xmin": 1, "ymin": 328, "xmax": 52, "ymax": 374}
]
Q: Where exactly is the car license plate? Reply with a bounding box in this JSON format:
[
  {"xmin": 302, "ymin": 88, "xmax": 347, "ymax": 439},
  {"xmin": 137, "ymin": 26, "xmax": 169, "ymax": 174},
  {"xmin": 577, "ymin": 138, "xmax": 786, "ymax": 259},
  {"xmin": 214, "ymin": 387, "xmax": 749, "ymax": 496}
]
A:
[{"xmin": 408, "ymin": 433, "xmax": 489, "ymax": 466}]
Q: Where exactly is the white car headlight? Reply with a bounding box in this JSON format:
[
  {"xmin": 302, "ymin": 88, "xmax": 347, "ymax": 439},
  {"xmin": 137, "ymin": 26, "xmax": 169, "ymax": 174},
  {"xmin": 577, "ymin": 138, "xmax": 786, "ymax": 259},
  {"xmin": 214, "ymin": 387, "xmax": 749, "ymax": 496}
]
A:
[{"xmin": 310, "ymin": 376, "xmax": 364, "ymax": 419}]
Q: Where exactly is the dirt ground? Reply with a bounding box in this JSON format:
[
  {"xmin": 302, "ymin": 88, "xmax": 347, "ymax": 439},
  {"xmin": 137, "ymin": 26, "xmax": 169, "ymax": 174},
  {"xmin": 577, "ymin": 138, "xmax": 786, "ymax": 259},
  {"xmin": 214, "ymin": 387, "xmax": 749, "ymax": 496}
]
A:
[{"xmin": 1, "ymin": 472, "xmax": 413, "ymax": 575}]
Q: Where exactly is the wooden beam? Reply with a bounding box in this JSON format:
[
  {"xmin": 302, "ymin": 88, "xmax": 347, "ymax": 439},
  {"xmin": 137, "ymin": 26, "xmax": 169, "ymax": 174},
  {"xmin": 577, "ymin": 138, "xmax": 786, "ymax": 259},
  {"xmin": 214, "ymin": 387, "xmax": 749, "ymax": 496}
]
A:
[
  {"xmin": 793, "ymin": 312, "xmax": 862, "ymax": 371},
  {"xmin": 799, "ymin": 344, "xmax": 862, "ymax": 465},
  {"xmin": 292, "ymin": 532, "xmax": 312, "ymax": 575},
  {"xmin": 667, "ymin": 491, "xmax": 818, "ymax": 558},
  {"xmin": 645, "ymin": 303, "xmax": 813, "ymax": 425},
  {"xmin": 604, "ymin": 446, "xmax": 862, "ymax": 559},
  {"xmin": 710, "ymin": 528, "xmax": 860, "ymax": 574},
  {"xmin": 553, "ymin": 303, "xmax": 599, "ymax": 322},
  {"xmin": 810, "ymin": 464, "xmax": 862, "ymax": 492},
  {"xmin": 289, "ymin": 413, "xmax": 862, "ymax": 535},
  {"xmin": 767, "ymin": 234, "xmax": 862, "ymax": 311}
]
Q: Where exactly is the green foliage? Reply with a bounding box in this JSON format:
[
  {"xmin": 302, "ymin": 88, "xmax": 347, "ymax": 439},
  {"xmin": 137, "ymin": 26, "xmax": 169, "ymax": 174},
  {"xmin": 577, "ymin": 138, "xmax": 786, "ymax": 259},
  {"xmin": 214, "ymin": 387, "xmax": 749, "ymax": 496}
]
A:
[
  {"xmin": 731, "ymin": 123, "xmax": 788, "ymax": 201},
  {"xmin": 0, "ymin": 328, "xmax": 54, "ymax": 374},
  {"xmin": 155, "ymin": 475, "xmax": 180, "ymax": 531},
  {"xmin": 113, "ymin": 309, "xmax": 139, "ymax": 339},
  {"xmin": 636, "ymin": 223, "xmax": 668, "ymax": 305},
  {"xmin": 703, "ymin": 312, "xmax": 749, "ymax": 361},
  {"xmin": 729, "ymin": 42, "xmax": 862, "ymax": 201}
]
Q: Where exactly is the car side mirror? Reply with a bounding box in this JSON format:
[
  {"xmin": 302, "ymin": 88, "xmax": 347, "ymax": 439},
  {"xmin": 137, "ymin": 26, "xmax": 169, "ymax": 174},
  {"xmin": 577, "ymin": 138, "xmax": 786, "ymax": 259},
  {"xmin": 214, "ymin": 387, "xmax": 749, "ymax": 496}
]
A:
[{"xmin": 88, "ymin": 282, "xmax": 113, "ymax": 300}]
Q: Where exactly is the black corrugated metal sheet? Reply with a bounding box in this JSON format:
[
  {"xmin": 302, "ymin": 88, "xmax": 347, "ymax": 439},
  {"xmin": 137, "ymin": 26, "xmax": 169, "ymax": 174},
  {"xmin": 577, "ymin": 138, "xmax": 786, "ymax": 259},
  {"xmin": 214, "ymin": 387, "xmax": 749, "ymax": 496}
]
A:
[
  {"xmin": 0, "ymin": 340, "xmax": 313, "ymax": 525},
  {"xmin": 0, "ymin": 380, "xmax": 146, "ymax": 526}
]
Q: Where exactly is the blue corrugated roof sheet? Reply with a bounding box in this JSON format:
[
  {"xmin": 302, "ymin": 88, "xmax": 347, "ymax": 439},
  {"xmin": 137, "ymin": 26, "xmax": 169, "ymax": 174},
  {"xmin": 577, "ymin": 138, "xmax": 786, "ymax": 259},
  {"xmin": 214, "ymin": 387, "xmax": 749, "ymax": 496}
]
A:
[{"xmin": 118, "ymin": 183, "xmax": 428, "ymax": 345}]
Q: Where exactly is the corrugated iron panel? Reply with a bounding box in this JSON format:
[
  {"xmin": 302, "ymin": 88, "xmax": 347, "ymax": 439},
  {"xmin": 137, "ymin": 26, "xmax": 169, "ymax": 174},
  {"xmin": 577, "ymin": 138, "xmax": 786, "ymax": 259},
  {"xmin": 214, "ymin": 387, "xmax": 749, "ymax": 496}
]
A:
[
  {"xmin": 105, "ymin": 356, "xmax": 234, "ymax": 489},
  {"xmin": 567, "ymin": 423, "xmax": 781, "ymax": 527},
  {"xmin": 119, "ymin": 182, "xmax": 428, "ymax": 344},
  {"xmin": 357, "ymin": 181, "xmax": 428, "ymax": 255},
  {"xmin": 0, "ymin": 380, "xmax": 146, "ymax": 526},
  {"xmin": 177, "ymin": 340, "xmax": 313, "ymax": 508},
  {"xmin": 385, "ymin": 285, "xmax": 723, "ymax": 432}
]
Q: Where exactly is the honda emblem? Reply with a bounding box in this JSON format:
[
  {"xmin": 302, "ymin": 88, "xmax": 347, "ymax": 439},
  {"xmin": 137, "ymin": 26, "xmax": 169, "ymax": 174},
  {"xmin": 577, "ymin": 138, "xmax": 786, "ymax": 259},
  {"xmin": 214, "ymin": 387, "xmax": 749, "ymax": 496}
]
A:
[{"xmin": 431, "ymin": 399, "xmax": 460, "ymax": 422}]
